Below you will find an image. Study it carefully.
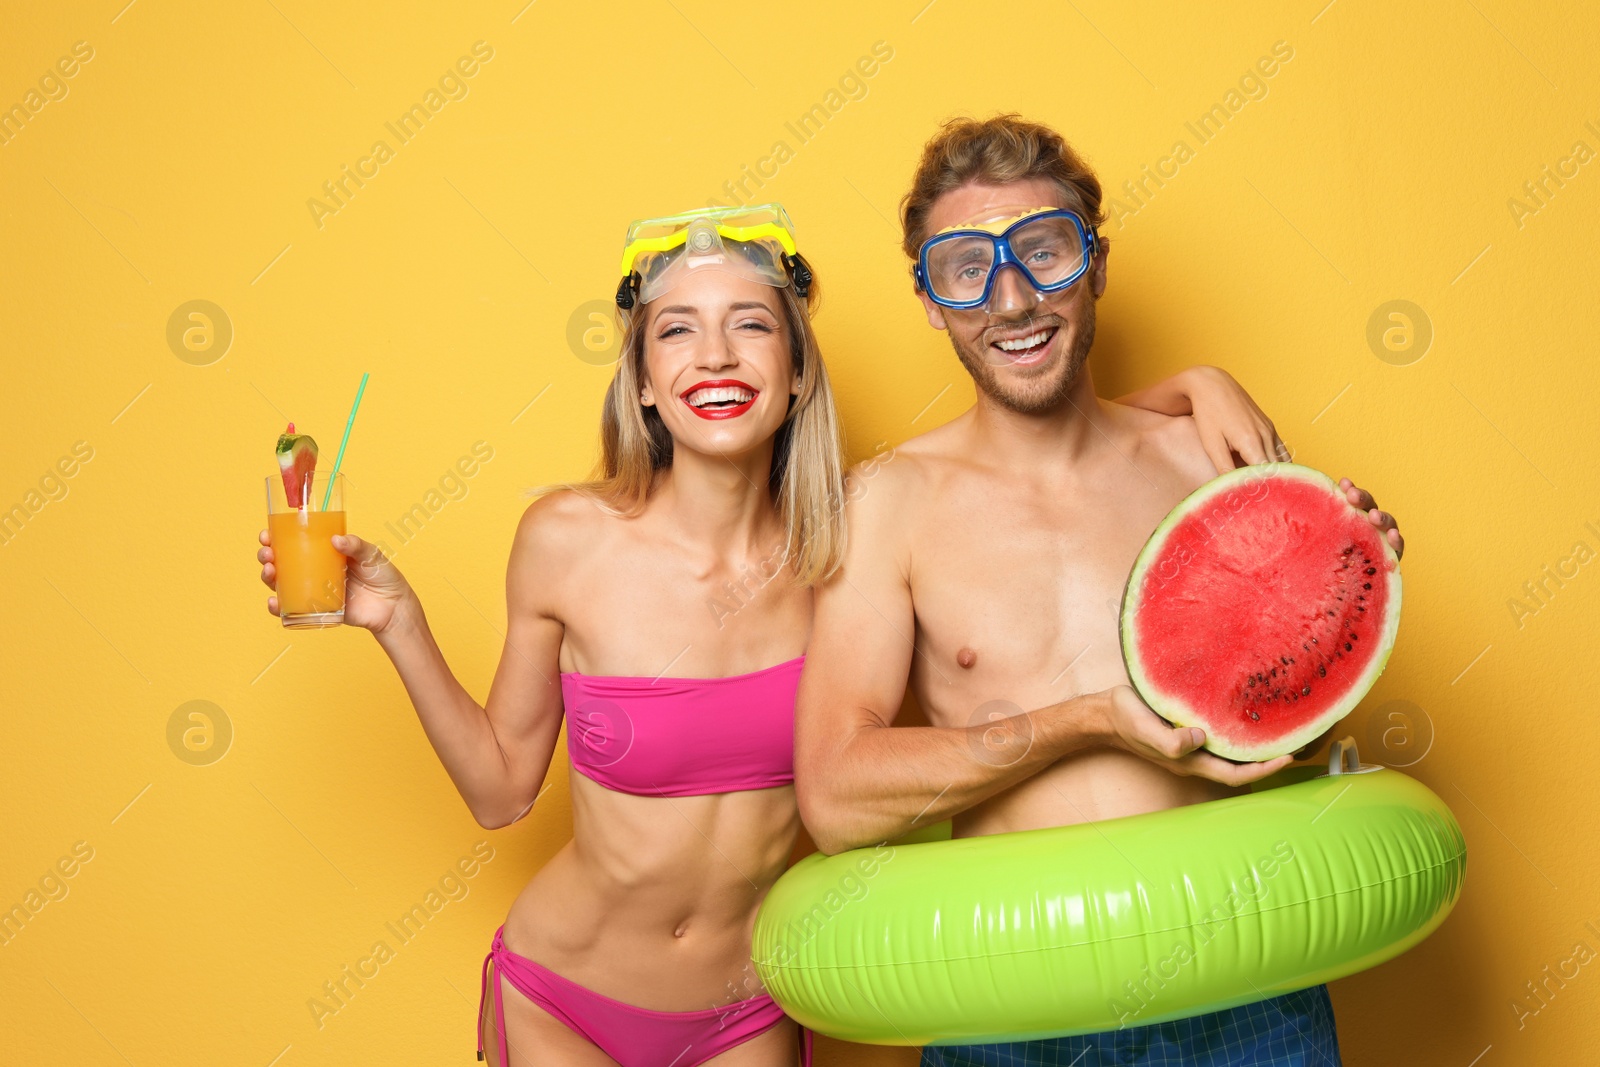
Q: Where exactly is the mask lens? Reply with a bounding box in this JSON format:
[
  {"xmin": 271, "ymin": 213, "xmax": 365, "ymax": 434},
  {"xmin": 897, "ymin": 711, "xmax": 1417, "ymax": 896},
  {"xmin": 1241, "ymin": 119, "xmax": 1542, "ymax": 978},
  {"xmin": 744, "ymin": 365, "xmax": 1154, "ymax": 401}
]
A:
[
  {"xmin": 633, "ymin": 230, "xmax": 789, "ymax": 305},
  {"xmin": 926, "ymin": 235, "xmax": 997, "ymax": 305},
  {"xmin": 1009, "ymin": 215, "xmax": 1087, "ymax": 288}
]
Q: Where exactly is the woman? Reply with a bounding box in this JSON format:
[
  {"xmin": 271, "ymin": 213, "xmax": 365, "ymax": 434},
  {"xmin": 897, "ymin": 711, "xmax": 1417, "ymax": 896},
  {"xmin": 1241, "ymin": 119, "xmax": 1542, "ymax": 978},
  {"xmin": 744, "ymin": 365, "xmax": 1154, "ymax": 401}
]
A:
[{"xmin": 255, "ymin": 203, "xmax": 1283, "ymax": 1066}]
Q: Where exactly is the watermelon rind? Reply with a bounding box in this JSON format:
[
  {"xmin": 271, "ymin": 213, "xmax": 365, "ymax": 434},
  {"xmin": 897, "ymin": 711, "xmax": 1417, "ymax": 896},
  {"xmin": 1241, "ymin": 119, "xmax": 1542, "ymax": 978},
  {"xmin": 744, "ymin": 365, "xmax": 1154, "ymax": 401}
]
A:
[{"xmin": 1118, "ymin": 463, "xmax": 1402, "ymax": 762}]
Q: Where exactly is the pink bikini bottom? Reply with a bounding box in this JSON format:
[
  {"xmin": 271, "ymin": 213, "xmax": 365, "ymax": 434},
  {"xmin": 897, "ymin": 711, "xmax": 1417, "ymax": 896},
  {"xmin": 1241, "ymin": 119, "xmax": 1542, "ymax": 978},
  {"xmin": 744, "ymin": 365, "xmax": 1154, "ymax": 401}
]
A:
[{"xmin": 477, "ymin": 924, "xmax": 813, "ymax": 1066}]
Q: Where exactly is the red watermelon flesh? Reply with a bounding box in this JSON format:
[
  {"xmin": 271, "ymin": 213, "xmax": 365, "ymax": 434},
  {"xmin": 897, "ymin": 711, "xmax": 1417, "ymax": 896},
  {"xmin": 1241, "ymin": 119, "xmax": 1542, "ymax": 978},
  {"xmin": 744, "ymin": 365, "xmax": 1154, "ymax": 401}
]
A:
[
  {"xmin": 1119, "ymin": 464, "xmax": 1401, "ymax": 762},
  {"xmin": 275, "ymin": 423, "xmax": 319, "ymax": 509}
]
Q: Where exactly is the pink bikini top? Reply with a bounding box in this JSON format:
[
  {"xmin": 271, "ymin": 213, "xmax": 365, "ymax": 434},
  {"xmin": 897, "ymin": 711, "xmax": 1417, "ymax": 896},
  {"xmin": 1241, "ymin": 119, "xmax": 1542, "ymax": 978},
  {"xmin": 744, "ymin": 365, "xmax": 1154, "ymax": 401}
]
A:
[{"xmin": 560, "ymin": 656, "xmax": 804, "ymax": 798}]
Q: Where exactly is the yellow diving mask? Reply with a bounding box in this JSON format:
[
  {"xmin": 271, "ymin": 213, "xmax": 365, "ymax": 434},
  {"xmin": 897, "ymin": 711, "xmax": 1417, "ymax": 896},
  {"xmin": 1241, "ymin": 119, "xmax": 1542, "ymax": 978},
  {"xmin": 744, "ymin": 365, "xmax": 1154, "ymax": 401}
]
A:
[{"xmin": 616, "ymin": 202, "xmax": 812, "ymax": 309}]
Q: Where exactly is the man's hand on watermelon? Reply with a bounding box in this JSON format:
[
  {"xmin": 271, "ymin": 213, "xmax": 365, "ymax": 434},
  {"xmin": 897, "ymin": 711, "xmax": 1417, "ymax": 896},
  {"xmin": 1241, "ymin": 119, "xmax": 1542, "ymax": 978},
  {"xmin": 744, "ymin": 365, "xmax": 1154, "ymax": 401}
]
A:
[
  {"xmin": 1339, "ymin": 477, "xmax": 1404, "ymax": 560},
  {"xmin": 1115, "ymin": 365, "xmax": 1288, "ymax": 474},
  {"xmin": 257, "ymin": 529, "xmax": 416, "ymax": 634},
  {"xmin": 1097, "ymin": 685, "xmax": 1295, "ymax": 786}
]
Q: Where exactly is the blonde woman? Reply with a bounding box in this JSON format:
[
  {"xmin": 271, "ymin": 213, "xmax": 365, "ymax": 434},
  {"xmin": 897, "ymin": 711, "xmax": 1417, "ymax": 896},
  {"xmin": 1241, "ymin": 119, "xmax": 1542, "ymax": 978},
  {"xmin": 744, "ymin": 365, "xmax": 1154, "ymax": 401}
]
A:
[{"xmin": 255, "ymin": 203, "xmax": 1282, "ymax": 1066}]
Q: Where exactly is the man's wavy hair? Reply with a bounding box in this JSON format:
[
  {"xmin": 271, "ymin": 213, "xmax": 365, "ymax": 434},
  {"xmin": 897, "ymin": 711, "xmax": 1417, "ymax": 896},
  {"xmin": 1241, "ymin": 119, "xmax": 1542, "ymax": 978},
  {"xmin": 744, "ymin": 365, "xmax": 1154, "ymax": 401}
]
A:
[{"xmin": 900, "ymin": 113, "xmax": 1109, "ymax": 269}]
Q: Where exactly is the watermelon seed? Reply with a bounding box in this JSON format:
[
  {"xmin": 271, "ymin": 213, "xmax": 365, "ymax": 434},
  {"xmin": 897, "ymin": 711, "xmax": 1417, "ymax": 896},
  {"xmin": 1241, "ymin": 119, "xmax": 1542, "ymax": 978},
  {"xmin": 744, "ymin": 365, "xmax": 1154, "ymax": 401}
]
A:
[
  {"xmin": 1318, "ymin": 665, "xmax": 1326, "ymax": 677},
  {"xmin": 1365, "ymin": 567, "xmax": 1376, "ymax": 575},
  {"xmin": 1249, "ymin": 711, "xmax": 1260, "ymax": 721},
  {"xmin": 1358, "ymin": 606, "xmax": 1365, "ymax": 612},
  {"xmin": 1302, "ymin": 685, "xmax": 1311, "ymax": 696},
  {"xmin": 1311, "ymin": 637, "xmax": 1318, "ymax": 644},
  {"xmin": 1344, "ymin": 642, "xmax": 1352, "ymax": 651},
  {"xmin": 1363, "ymin": 583, "xmax": 1371, "ymax": 590},
  {"xmin": 1350, "ymin": 633, "xmax": 1358, "ymax": 641}
]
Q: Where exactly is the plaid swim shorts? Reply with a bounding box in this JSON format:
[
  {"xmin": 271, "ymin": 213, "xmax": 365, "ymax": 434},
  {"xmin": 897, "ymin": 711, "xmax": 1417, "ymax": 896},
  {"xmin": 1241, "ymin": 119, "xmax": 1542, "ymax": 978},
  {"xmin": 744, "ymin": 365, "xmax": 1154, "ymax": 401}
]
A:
[{"xmin": 918, "ymin": 985, "xmax": 1341, "ymax": 1067}]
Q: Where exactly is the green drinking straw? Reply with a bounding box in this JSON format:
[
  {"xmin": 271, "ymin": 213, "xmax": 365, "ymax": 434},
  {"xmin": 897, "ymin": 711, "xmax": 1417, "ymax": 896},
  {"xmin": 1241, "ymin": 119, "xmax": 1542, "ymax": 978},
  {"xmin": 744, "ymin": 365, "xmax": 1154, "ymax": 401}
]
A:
[{"xmin": 321, "ymin": 372, "xmax": 369, "ymax": 511}]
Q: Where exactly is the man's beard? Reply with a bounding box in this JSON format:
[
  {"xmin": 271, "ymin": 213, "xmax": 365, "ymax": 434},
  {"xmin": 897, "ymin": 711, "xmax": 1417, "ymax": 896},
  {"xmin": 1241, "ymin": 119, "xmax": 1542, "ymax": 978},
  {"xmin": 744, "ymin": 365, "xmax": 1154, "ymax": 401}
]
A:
[{"xmin": 947, "ymin": 298, "xmax": 1096, "ymax": 416}]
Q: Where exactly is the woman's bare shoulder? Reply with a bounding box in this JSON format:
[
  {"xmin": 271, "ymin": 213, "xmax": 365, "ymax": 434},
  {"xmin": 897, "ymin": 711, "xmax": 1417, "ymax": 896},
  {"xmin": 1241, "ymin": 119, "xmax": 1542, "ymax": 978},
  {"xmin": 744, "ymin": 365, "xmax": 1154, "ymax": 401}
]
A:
[{"xmin": 512, "ymin": 488, "xmax": 623, "ymax": 575}]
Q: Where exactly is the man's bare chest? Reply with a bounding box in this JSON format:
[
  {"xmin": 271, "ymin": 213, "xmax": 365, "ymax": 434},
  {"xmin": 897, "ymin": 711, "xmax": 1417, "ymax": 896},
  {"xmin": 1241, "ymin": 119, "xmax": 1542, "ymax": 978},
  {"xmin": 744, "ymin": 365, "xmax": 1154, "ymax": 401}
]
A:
[
  {"xmin": 911, "ymin": 475, "xmax": 1177, "ymax": 603},
  {"xmin": 904, "ymin": 481, "xmax": 1181, "ymax": 711}
]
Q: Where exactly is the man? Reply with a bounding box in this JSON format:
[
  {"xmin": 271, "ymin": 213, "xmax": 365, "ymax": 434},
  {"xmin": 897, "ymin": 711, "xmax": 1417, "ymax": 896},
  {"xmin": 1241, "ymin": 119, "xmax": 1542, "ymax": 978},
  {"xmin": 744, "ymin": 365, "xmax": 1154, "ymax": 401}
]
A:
[{"xmin": 794, "ymin": 114, "xmax": 1403, "ymax": 1065}]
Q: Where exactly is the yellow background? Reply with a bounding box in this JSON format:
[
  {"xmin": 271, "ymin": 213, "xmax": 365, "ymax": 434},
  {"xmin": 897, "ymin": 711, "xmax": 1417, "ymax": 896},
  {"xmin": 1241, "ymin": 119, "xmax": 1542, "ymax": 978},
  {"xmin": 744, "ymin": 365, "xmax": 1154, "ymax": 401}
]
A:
[{"xmin": 3, "ymin": 0, "xmax": 1597, "ymax": 1063}]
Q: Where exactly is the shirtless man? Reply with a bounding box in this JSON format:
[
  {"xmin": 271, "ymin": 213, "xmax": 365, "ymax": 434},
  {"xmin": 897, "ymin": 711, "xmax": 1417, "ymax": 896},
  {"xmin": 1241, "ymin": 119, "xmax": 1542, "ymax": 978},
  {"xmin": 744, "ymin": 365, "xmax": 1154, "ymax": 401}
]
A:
[{"xmin": 794, "ymin": 115, "xmax": 1404, "ymax": 1065}]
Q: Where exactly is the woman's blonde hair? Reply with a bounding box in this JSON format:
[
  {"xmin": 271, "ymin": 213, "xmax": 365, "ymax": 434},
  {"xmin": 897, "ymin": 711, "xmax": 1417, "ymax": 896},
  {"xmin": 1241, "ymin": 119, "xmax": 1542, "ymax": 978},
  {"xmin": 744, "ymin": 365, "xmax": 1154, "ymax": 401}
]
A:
[{"xmin": 541, "ymin": 255, "xmax": 847, "ymax": 585}]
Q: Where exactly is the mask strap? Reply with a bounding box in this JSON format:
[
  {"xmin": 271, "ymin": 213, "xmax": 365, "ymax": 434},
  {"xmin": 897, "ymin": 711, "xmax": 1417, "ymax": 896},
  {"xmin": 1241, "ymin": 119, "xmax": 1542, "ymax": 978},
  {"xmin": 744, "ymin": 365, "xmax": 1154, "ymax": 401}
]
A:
[
  {"xmin": 786, "ymin": 255, "xmax": 812, "ymax": 299},
  {"xmin": 616, "ymin": 272, "xmax": 639, "ymax": 310}
]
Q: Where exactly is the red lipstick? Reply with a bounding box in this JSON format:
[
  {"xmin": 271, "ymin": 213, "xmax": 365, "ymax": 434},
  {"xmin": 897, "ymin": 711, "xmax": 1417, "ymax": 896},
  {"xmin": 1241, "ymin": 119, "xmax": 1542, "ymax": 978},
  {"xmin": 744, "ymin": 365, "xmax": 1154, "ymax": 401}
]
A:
[{"xmin": 679, "ymin": 378, "xmax": 759, "ymax": 420}]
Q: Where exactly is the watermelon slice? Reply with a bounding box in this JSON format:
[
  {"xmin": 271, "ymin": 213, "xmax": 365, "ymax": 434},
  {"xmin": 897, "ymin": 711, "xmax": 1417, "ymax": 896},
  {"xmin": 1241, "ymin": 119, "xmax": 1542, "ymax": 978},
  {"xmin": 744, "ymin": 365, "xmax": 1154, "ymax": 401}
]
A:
[
  {"xmin": 275, "ymin": 422, "xmax": 319, "ymax": 509},
  {"xmin": 1119, "ymin": 463, "xmax": 1401, "ymax": 762}
]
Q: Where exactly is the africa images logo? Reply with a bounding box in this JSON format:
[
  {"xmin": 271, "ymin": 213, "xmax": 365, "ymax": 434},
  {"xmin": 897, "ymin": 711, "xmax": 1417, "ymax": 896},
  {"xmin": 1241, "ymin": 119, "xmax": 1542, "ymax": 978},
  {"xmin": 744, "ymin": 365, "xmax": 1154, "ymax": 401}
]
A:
[{"xmin": 306, "ymin": 42, "xmax": 495, "ymax": 229}]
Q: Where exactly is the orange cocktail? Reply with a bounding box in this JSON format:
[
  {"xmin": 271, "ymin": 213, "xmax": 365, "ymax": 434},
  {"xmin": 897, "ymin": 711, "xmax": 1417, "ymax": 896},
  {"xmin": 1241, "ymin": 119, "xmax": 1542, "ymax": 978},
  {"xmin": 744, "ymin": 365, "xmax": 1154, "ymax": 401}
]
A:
[{"xmin": 266, "ymin": 469, "xmax": 347, "ymax": 628}]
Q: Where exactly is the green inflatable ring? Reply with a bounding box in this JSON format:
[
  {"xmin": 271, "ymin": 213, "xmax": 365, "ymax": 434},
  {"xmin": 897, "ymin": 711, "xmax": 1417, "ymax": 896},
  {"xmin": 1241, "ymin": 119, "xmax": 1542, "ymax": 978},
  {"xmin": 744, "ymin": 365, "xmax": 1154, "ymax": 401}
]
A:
[{"xmin": 754, "ymin": 747, "xmax": 1465, "ymax": 1045}]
